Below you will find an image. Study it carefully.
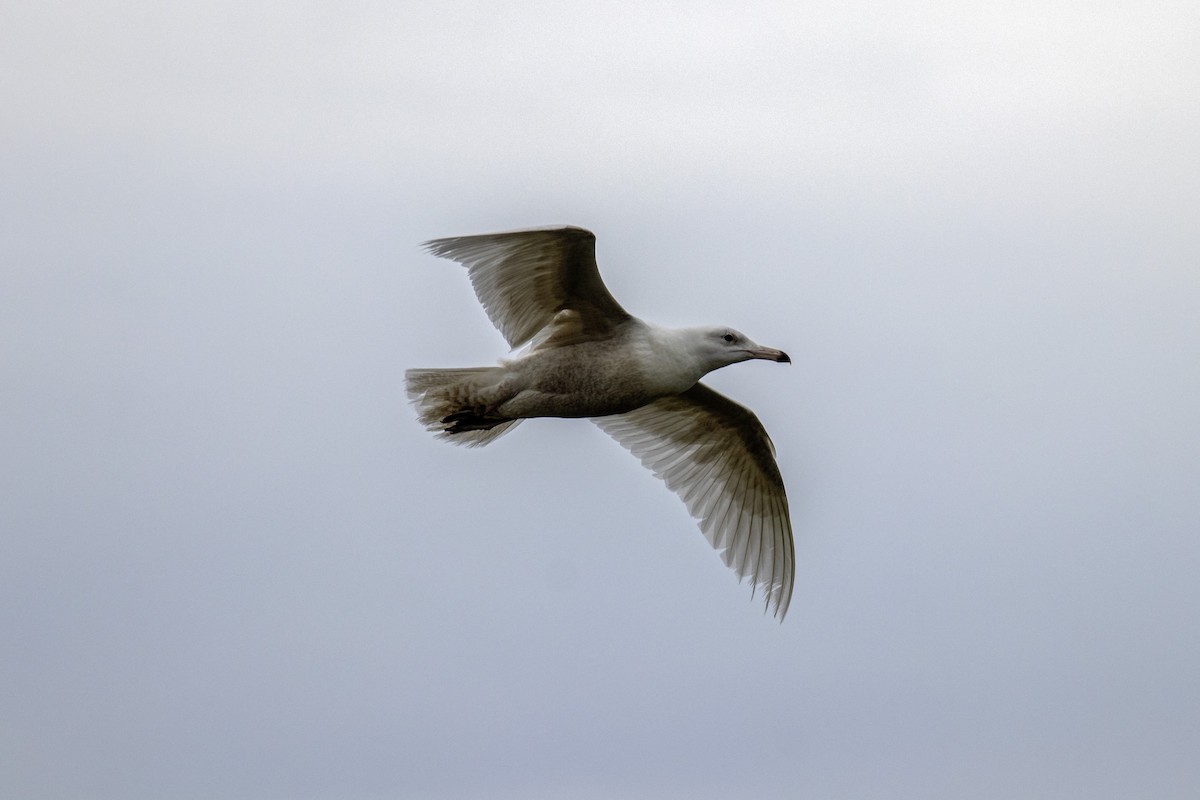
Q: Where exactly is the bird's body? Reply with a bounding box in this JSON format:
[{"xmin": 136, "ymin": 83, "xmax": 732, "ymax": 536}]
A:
[{"xmin": 406, "ymin": 226, "xmax": 796, "ymax": 617}]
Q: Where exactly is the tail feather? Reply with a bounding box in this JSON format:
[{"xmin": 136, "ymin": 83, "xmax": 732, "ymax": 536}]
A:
[{"xmin": 405, "ymin": 367, "xmax": 521, "ymax": 447}]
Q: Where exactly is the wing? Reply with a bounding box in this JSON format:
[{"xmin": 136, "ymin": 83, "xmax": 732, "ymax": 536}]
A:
[
  {"xmin": 593, "ymin": 383, "xmax": 795, "ymax": 619},
  {"xmin": 423, "ymin": 226, "xmax": 632, "ymax": 349}
]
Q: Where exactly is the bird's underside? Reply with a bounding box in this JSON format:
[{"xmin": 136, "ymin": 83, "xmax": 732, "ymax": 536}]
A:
[{"xmin": 406, "ymin": 225, "xmax": 796, "ymax": 619}]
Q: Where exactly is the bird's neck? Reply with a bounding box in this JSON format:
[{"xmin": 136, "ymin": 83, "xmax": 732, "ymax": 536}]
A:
[{"xmin": 637, "ymin": 325, "xmax": 713, "ymax": 394}]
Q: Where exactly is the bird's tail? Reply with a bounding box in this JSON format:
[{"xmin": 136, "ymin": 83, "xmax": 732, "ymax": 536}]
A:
[{"xmin": 405, "ymin": 367, "xmax": 522, "ymax": 447}]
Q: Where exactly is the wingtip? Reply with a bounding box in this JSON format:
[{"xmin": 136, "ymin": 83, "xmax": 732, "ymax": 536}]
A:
[
  {"xmin": 420, "ymin": 237, "xmax": 448, "ymax": 255},
  {"xmin": 773, "ymin": 585, "xmax": 793, "ymax": 621}
]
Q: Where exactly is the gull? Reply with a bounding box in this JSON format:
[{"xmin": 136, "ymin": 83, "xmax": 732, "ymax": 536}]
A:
[{"xmin": 406, "ymin": 226, "xmax": 795, "ymax": 618}]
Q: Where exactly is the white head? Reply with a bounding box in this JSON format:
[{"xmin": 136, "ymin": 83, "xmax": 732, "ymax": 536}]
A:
[
  {"xmin": 668, "ymin": 326, "xmax": 790, "ymax": 381},
  {"xmin": 643, "ymin": 324, "xmax": 790, "ymax": 393},
  {"xmin": 700, "ymin": 326, "xmax": 789, "ymax": 366}
]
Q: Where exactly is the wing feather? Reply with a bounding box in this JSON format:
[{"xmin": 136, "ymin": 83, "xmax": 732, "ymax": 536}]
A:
[
  {"xmin": 593, "ymin": 383, "xmax": 795, "ymax": 619},
  {"xmin": 423, "ymin": 226, "xmax": 631, "ymax": 349}
]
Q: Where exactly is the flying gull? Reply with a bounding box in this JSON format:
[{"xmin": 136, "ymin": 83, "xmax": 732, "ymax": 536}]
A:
[{"xmin": 406, "ymin": 226, "xmax": 795, "ymax": 618}]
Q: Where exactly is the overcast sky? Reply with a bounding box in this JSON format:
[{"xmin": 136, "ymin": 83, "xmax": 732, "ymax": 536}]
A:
[{"xmin": 3, "ymin": 2, "xmax": 1199, "ymax": 798}]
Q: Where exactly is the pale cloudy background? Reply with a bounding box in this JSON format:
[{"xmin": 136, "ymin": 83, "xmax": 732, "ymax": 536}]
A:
[{"xmin": 3, "ymin": 2, "xmax": 1199, "ymax": 798}]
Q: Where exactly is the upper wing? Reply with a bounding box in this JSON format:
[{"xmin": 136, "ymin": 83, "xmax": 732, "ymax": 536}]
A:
[
  {"xmin": 423, "ymin": 226, "xmax": 632, "ymax": 349},
  {"xmin": 593, "ymin": 383, "xmax": 795, "ymax": 619}
]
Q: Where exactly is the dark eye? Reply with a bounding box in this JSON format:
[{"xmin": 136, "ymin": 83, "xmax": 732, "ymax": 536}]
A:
[{"xmin": 722, "ymin": 333, "xmax": 735, "ymax": 343}]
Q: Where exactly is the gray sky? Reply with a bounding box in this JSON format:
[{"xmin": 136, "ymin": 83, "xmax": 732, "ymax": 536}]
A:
[{"xmin": 3, "ymin": 2, "xmax": 1199, "ymax": 798}]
